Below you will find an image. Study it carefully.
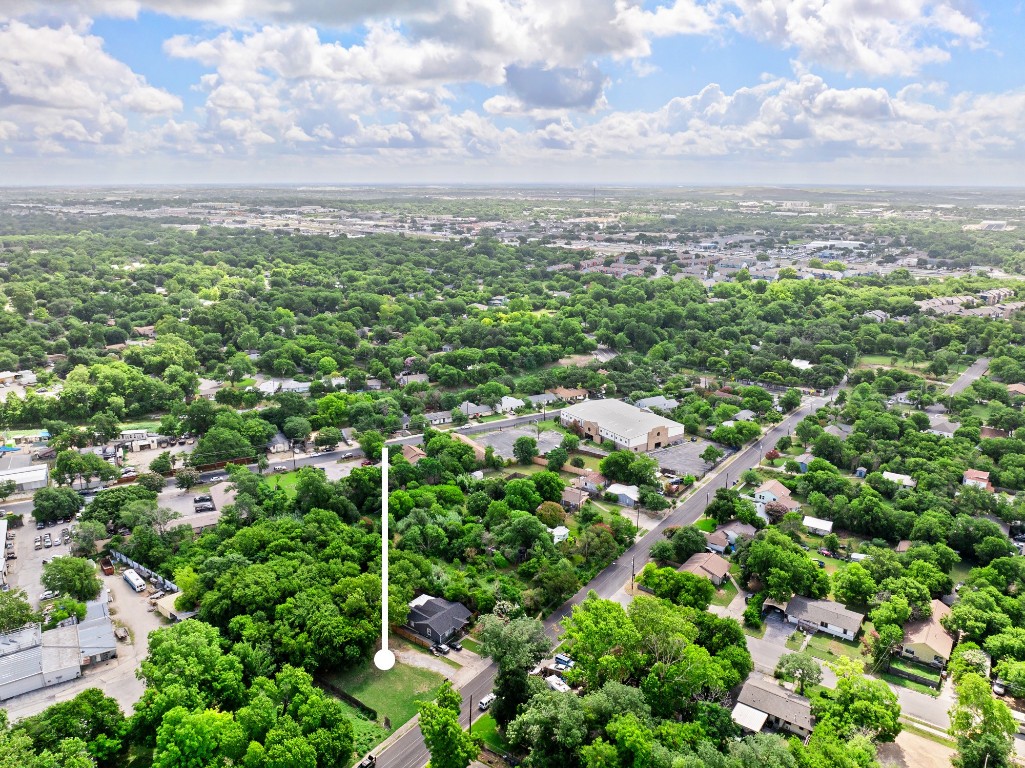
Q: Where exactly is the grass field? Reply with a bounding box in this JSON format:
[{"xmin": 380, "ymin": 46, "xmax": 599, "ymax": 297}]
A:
[
  {"xmin": 334, "ymin": 699, "xmax": 389, "ymax": 760},
  {"xmin": 460, "ymin": 637, "xmax": 482, "ymax": 654},
  {"xmin": 880, "ymin": 671, "xmax": 940, "ymax": 698},
  {"xmin": 805, "ymin": 633, "xmax": 864, "ymax": 664},
  {"xmin": 324, "ymin": 659, "xmax": 446, "ymax": 731},
  {"xmin": 711, "ymin": 578, "xmax": 738, "ymax": 607},
  {"xmin": 473, "ymin": 713, "xmax": 511, "ymax": 753},
  {"xmin": 695, "ymin": 518, "xmax": 716, "ymax": 532},
  {"xmin": 262, "ymin": 470, "xmax": 301, "ymax": 495}
]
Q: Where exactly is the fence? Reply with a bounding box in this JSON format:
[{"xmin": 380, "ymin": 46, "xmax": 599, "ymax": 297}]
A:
[
  {"xmin": 315, "ymin": 675, "xmax": 378, "ymax": 720},
  {"xmin": 391, "ymin": 624, "xmax": 432, "ymax": 649},
  {"xmin": 886, "ymin": 663, "xmax": 941, "ymax": 689},
  {"xmin": 109, "ymin": 549, "xmax": 179, "ymax": 593}
]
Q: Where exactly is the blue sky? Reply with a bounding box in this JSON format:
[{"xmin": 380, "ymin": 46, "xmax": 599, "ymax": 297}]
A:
[{"xmin": 1, "ymin": 1, "xmax": 1023, "ymax": 185}]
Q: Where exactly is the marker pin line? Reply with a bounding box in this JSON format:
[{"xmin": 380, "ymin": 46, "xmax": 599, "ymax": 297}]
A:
[{"xmin": 374, "ymin": 445, "xmax": 395, "ymax": 671}]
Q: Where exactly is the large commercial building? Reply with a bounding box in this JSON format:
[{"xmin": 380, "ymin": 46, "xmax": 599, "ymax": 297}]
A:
[{"xmin": 560, "ymin": 399, "xmax": 685, "ymax": 452}]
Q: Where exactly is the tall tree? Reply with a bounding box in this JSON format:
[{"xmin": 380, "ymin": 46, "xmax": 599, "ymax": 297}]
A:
[{"xmin": 418, "ymin": 682, "xmax": 478, "ymax": 768}]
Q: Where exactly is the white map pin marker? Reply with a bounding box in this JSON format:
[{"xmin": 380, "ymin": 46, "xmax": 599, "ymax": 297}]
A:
[{"xmin": 374, "ymin": 445, "xmax": 395, "ymax": 671}]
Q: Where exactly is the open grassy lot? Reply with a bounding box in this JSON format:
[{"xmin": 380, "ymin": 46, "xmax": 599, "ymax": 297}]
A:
[
  {"xmin": 324, "ymin": 659, "xmax": 446, "ymax": 731},
  {"xmin": 473, "ymin": 713, "xmax": 512, "ymax": 753},
  {"xmin": 334, "ymin": 700, "xmax": 389, "ymax": 761},
  {"xmin": 262, "ymin": 469, "xmax": 301, "ymax": 495}
]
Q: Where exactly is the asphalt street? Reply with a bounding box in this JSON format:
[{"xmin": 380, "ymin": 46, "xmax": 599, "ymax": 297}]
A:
[{"xmin": 374, "ymin": 398, "xmax": 826, "ymax": 768}]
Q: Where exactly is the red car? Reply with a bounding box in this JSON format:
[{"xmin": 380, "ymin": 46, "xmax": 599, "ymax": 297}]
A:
[
  {"xmin": 361, "ymin": 459, "xmax": 376, "ymax": 466},
  {"xmin": 817, "ymin": 548, "xmax": 833, "ymax": 557}
]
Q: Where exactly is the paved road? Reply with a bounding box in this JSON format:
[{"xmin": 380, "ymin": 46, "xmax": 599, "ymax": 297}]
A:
[
  {"xmin": 944, "ymin": 357, "xmax": 990, "ymax": 396},
  {"xmin": 374, "ymin": 398, "xmax": 826, "ymax": 768}
]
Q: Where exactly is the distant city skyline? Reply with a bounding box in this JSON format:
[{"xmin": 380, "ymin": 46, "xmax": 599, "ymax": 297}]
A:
[{"xmin": 1, "ymin": 1, "xmax": 1023, "ymax": 185}]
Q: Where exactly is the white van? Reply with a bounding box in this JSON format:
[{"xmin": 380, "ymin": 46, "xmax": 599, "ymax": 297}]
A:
[{"xmin": 123, "ymin": 568, "xmax": 147, "ymax": 593}]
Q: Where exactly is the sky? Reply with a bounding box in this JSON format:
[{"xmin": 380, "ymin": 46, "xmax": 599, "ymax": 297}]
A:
[{"xmin": 0, "ymin": 0, "xmax": 1023, "ymax": 186}]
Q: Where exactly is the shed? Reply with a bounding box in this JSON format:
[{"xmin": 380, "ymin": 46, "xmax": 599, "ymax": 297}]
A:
[{"xmin": 802, "ymin": 515, "xmax": 833, "ymax": 536}]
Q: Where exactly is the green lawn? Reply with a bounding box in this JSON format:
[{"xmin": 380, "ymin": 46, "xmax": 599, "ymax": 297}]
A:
[
  {"xmin": 473, "ymin": 713, "xmax": 511, "ymax": 753},
  {"xmin": 324, "ymin": 659, "xmax": 447, "ymax": 731},
  {"xmin": 785, "ymin": 632, "xmax": 805, "ymax": 652},
  {"xmin": 263, "ymin": 470, "xmax": 302, "ymax": 495},
  {"xmin": 460, "ymin": 637, "xmax": 482, "ymax": 654},
  {"xmin": 880, "ymin": 671, "xmax": 940, "ymax": 698},
  {"xmin": 334, "ymin": 700, "xmax": 389, "ymax": 762},
  {"xmin": 695, "ymin": 518, "xmax": 716, "ymax": 533},
  {"xmin": 805, "ymin": 633, "xmax": 864, "ymax": 664},
  {"xmin": 711, "ymin": 578, "xmax": 738, "ymax": 607}
]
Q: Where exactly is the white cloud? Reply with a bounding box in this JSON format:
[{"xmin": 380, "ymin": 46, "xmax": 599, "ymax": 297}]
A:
[
  {"xmin": 0, "ymin": 20, "xmax": 181, "ymax": 154},
  {"xmin": 728, "ymin": 0, "xmax": 985, "ymax": 77}
]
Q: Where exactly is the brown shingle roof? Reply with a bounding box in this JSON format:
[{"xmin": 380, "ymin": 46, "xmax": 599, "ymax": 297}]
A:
[
  {"xmin": 903, "ymin": 600, "xmax": 954, "ymax": 660},
  {"xmin": 680, "ymin": 552, "xmax": 731, "ymax": 582},
  {"xmin": 737, "ymin": 676, "xmax": 813, "ymax": 731}
]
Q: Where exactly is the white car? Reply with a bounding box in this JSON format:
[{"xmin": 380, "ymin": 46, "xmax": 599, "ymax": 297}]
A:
[
  {"xmin": 478, "ymin": 693, "xmax": 496, "ymax": 711},
  {"xmin": 39, "ymin": 590, "xmax": 58, "ymax": 601}
]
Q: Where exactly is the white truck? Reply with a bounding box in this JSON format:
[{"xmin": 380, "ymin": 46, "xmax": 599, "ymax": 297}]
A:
[{"xmin": 123, "ymin": 568, "xmax": 147, "ymax": 593}]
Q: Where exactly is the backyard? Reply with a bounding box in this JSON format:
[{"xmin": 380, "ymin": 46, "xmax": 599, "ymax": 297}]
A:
[
  {"xmin": 323, "ymin": 658, "xmax": 447, "ymax": 733},
  {"xmin": 804, "ymin": 631, "xmax": 865, "ymax": 664}
]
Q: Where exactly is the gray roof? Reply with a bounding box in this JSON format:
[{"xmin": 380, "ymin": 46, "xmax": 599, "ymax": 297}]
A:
[
  {"xmin": 78, "ymin": 618, "xmax": 117, "ymax": 658},
  {"xmin": 83, "ymin": 588, "xmax": 110, "ymax": 622},
  {"xmin": 786, "ymin": 596, "xmax": 864, "ymax": 634},
  {"xmin": 42, "ymin": 626, "xmax": 80, "ymax": 673},
  {"xmin": 0, "ymin": 643, "xmax": 41, "ymax": 687},
  {"xmin": 561, "ymin": 399, "xmax": 685, "ymax": 441},
  {"xmin": 526, "ymin": 393, "xmax": 559, "ymax": 405},
  {"xmin": 737, "ymin": 676, "xmax": 813, "ymax": 730},
  {"xmin": 635, "ymin": 395, "xmax": 680, "ymax": 411},
  {"xmin": 408, "ymin": 595, "xmax": 471, "ymax": 638}
]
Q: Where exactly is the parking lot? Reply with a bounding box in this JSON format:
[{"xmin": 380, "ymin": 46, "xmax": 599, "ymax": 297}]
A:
[
  {"xmin": 648, "ymin": 438, "xmax": 721, "ymax": 478},
  {"xmin": 8, "ymin": 518, "xmax": 75, "ymax": 610},
  {"xmin": 473, "ymin": 425, "xmax": 563, "ymax": 461}
]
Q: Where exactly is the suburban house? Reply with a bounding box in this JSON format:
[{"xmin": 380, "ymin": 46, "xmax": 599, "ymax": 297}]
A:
[
  {"xmin": 550, "ymin": 525, "xmax": 570, "ymax": 544},
  {"xmin": 574, "ymin": 471, "xmax": 606, "ymax": 495},
  {"xmin": 794, "ymin": 453, "xmax": 814, "ymax": 473},
  {"xmin": 548, "ymin": 386, "xmax": 589, "ymax": 402},
  {"xmin": 526, "ymin": 393, "xmax": 559, "ymax": 407},
  {"xmin": 900, "ymin": 600, "xmax": 955, "ymax": 667},
  {"xmin": 402, "ymin": 444, "xmax": 427, "ymax": 464},
  {"xmin": 406, "ymin": 595, "xmax": 471, "ymax": 644},
  {"xmin": 963, "ymin": 469, "xmax": 994, "ymax": 492},
  {"xmin": 733, "ymin": 409, "xmax": 756, "ymax": 422},
  {"xmin": 279, "ymin": 379, "xmax": 311, "ymax": 394},
  {"xmin": 882, "ymin": 471, "xmax": 917, "ymax": 488},
  {"xmin": 680, "ymin": 552, "xmax": 731, "ymax": 586},
  {"xmin": 365, "ymin": 378, "xmax": 384, "ymax": 391},
  {"xmin": 561, "ymin": 487, "xmax": 589, "ymax": 511},
  {"xmin": 560, "ymin": 399, "xmax": 686, "ymax": 452},
  {"xmin": 784, "ymin": 596, "xmax": 864, "ymax": 640},
  {"xmin": 863, "ymin": 309, "xmax": 890, "ymax": 322},
  {"xmin": 268, "ymin": 432, "xmax": 290, "ymax": 453},
  {"xmin": 423, "ymin": 411, "xmax": 453, "ymax": 426},
  {"xmin": 606, "ymin": 483, "xmax": 640, "ymax": 507},
  {"xmin": 731, "ymin": 676, "xmax": 814, "ymax": 738},
  {"xmin": 635, "ymin": 395, "xmax": 680, "ymax": 411},
  {"xmin": 802, "ymin": 516, "xmax": 833, "ymax": 536},
  {"xmin": 459, "ymin": 401, "xmax": 493, "ymax": 418},
  {"xmin": 499, "ymin": 396, "xmax": 526, "ymax": 413},
  {"xmin": 927, "ymin": 416, "xmax": 958, "ymax": 438},
  {"xmin": 719, "ymin": 521, "xmax": 757, "ymax": 546},
  {"xmin": 1007, "ymin": 383, "xmax": 1025, "ymax": 398},
  {"xmin": 751, "ymin": 479, "xmax": 800, "ymax": 517},
  {"xmin": 398, "ymin": 373, "xmax": 430, "ymax": 386},
  {"xmin": 704, "ymin": 530, "xmax": 729, "ymax": 555},
  {"xmin": 825, "ymin": 423, "xmax": 854, "ymax": 439}
]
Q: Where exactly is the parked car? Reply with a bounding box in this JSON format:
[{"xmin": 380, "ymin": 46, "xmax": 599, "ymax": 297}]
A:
[
  {"xmin": 355, "ymin": 755, "xmax": 376, "ymax": 768},
  {"xmin": 478, "ymin": 693, "xmax": 496, "ymax": 711},
  {"xmin": 193, "ymin": 495, "xmax": 213, "ymax": 503},
  {"xmin": 43, "ymin": 535, "xmax": 52, "ymax": 549},
  {"xmin": 33, "ymin": 537, "xmax": 42, "ymax": 550},
  {"xmin": 994, "ymin": 681, "xmax": 1007, "ymax": 696},
  {"xmin": 814, "ymin": 559, "xmax": 826, "ymax": 568},
  {"xmin": 194, "ymin": 503, "xmax": 216, "ymax": 513},
  {"xmin": 5, "ymin": 553, "xmax": 16, "ymax": 561},
  {"xmin": 431, "ymin": 643, "xmax": 450, "ymax": 655},
  {"xmin": 341, "ymin": 452, "xmax": 353, "ymax": 459},
  {"xmin": 273, "ymin": 465, "xmax": 288, "ymax": 472},
  {"xmin": 39, "ymin": 590, "xmax": 58, "ymax": 601},
  {"xmin": 361, "ymin": 459, "xmax": 376, "ymax": 466},
  {"xmin": 449, "ymin": 640, "xmax": 463, "ymax": 651},
  {"xmin": 36, "ymin": 521, "xmax": 45, "ymax": 530}
]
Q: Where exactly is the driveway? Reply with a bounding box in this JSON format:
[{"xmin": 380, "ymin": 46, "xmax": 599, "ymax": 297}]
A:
[
  {"xmin": 944, "ymin": 357, "xmax": 990, "ymax": 396},
  {"xmin": 761, "ymin": 611, "xmax": 797, "ymax": 645}
]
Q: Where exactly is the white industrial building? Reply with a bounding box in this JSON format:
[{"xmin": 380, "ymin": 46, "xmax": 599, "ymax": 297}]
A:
[
  {"xmin": 560, "ymin": 399, "xmax": 685, "ymax": 452},
  {"xmin": 0, "ymin": 465, "xmax": 48, "ymax": 492}
]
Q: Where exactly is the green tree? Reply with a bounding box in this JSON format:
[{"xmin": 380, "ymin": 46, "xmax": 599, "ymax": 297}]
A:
[
  {"xmin": 546, "ymin": 447, "xmax": 569, "ymax": 472},
  {"xmin": 191, "ymin": 427, "xmax": 255, "ymax": 466},
  {"xmin": 42, "ymin": 557, "xmax": 101, "ymax": 601},
  {"xmin": 774, "ymin": 652, "xmax": 822, "ymax": 695},
  {"xmin": 71, "ymin": 520, "xmax": 107, "ymax": 556},
  {"xmin": 418, "ymin": 681, "xmax": 478, "ymax": 768},
  {"xmin": 32, "ymin": 486, "xmax": 82, "ymax": 524},
  {"xmin": 0, "ymin": 480, "xmax": 17, "ymax": 503},
  {"xmin": 149, "ymin": 451, "xmax": 174, "ymax": 475},
  {"xmin": 949, "ymin": 672, "xmax": 1016, "ymax": 768},
  {"xmin": 831, "ymin": 563, "xmax": 877, "ymax": 606},
  {"xmin": 562, "ymin": 592, "xmax": 644, "ymax": 689},
  {"xmin": 174, "ymin": 468, "xmax": 200, "ymax": 492},
  {"xmin": 478, "ymin": 613, "xmax": 552, "ymax": 727},
  {"xmin": 282, "ymin": 416, "xmax": 312, "ymax": 442},
  {"xmin": 358, "ymin": 430, "xmax": 384, "ymax": 461},
  {"xmin": 152, "ymin": 706, "xmax": 246, "ymax": 768},
  {"xmin": 815, "ymin": 660, "xmax": 901, "ymax": 742},
  {"xmin": 15, "ymin": 688, "xmax": 125, "ymax": 764},
  {"xmin": 507, "ymin": 689, "xmax": 587, "ymax": 768},
  {"xmin": 314, "ymin": 426, "xmax": 342, "ymax": 448},
  {"xmin": 137, "ymin": 472, "xmax": 168, "ymax": 492},
  {"xmin": 513, "ymin": 436, "xmax": 539, "ymax": 464},
  {"xmin": 700, "ymin": 445, "xmax": 724, "ymax": 465},
  {"xmin": 0, "ymin": 589, "xmax": 38, "ymax": 633},
  {"xmin": 780, "ymin": 389, "xmax": 802, "ymax": 411}
]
